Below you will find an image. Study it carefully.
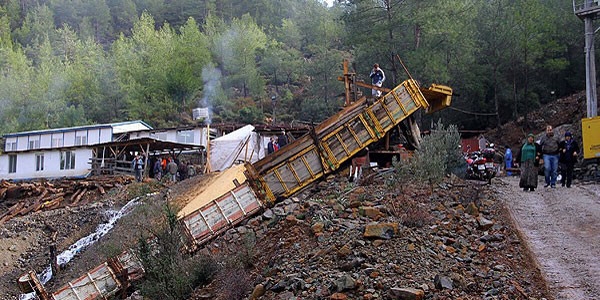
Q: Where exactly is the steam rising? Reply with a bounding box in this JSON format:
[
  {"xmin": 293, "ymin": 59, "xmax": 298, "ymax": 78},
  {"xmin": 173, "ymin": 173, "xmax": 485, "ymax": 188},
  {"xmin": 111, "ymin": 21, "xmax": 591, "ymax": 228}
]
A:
[{"xmin": 200, "ymin": 66, "xmax": 221, "ymax": 125}]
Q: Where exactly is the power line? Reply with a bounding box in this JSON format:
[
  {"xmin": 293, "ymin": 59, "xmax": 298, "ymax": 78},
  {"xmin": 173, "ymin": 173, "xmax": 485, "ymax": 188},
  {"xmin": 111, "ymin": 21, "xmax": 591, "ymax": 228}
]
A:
[{"xmin": 447, "ymin": 106, "xmax": 498, "ymax": 116}]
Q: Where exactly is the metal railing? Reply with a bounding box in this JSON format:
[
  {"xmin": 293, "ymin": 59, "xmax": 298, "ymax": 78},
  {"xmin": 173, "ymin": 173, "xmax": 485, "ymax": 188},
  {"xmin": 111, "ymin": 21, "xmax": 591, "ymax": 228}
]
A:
[{"xmin": 573, "ymin": 0, "xmax": 600, "ymax": 14}]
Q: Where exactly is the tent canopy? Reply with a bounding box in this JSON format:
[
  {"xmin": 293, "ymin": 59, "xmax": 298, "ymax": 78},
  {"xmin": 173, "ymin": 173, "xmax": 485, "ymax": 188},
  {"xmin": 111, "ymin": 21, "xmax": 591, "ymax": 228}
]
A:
[{"xmin": 209, "ymin": 125, "xmax": 265, "ymax": 171}]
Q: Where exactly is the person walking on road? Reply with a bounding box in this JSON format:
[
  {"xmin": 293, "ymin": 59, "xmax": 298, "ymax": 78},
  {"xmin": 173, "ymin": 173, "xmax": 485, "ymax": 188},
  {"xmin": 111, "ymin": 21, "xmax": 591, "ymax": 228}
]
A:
[
  {"xmin": 559, "ymin": 131, "xmax": 579, "ymax": 188},
  {"xmin": 518, "ymin": 133, "xmax": 540, "ymax": 192},
  {"xmin": 539, "ymin": 125, "xmax": 560, "ymax": 188},
  {"xmin": 504, "ymin": 146, "xmax": 513, "ymax": 176}
]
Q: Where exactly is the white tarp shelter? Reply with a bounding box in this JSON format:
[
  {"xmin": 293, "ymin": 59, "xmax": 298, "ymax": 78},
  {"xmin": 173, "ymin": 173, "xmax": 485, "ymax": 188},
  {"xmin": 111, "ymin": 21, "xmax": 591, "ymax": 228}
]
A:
[{"xmin": 209, "ymin": 125, "xmax": 265, "ymax": 171}]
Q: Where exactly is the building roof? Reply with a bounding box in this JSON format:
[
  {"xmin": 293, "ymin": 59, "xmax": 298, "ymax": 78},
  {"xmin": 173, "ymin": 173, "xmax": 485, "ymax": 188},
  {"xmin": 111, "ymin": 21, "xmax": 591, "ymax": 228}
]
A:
[
  {"xmin": 3, "ymin": 120, "xmax": 153, "ymax": 138},
  {"xmin": 93, "ymin": 137, "xmax": 204, "ymax": 153}
]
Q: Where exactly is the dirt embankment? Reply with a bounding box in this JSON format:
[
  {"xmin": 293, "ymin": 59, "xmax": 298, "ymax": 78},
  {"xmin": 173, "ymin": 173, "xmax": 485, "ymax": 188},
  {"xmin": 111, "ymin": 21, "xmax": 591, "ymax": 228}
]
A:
[{"xmin": 484, "ymin": 91, "xmax": 586, "ymax": 149}]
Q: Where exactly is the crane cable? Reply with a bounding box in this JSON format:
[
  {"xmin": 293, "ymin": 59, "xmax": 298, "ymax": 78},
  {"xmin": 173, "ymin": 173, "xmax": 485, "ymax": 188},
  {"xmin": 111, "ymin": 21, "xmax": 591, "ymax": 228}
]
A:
[
  {"xmin": 394, "ymin": 53, "xmax": 498, "ymax": 117},
  {"xmin": 447, "ymin": 106, "xmax": 498, "ymax": 116}
]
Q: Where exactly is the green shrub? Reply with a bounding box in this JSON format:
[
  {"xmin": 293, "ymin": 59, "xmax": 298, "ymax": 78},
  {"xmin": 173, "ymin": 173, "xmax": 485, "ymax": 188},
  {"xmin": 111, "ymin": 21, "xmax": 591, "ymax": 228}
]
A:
[
  {"xmin": 389, "ymin": 121, "xmax": 464, "ymax": 190},
  {"xmin": 136, "ymin": 204, "xmax": 216, "ymax": 300}
]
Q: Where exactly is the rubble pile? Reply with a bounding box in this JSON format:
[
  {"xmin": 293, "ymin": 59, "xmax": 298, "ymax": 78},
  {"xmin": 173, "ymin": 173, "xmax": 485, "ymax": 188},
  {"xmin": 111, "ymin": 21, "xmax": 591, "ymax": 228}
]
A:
[
  {"xmin": 485, "ymin": 91, "xmax": 586, "ymax": 149},
  {"xmin": 192, "ymin": 174, "xmax": 548, "ymax": 299}
]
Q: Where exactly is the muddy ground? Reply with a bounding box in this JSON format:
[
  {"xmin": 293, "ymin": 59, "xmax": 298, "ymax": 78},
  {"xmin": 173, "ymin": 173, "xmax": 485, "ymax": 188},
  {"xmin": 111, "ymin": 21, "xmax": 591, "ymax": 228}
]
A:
[{"xmin": 496, "ymin": 176, "xmax": 600, "ymax": 299}]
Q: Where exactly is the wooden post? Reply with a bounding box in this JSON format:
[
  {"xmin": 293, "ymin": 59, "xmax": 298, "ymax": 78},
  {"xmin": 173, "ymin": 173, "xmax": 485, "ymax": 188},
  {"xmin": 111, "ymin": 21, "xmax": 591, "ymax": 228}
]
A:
[
  {"xmin": 143, "ymin": 142, "xmax": 150, "ymax": 179},
  {"xmin": 49, "ymin": 231, "xmax": 59, "ymax": 277},
  {"xmin": 204, "ymin": 124, "xmax": 212, "ymax": 174},
  {"xmin": 343, "ymin": 60, "xmax": 351, "ymax": 107}
]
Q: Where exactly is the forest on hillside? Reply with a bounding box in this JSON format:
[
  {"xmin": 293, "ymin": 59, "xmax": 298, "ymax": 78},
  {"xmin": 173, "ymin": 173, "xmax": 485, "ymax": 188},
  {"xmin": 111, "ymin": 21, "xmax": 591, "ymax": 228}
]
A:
[{"xmin": 0, "ymin": 0, "xmax": 588, "ymax": 134}]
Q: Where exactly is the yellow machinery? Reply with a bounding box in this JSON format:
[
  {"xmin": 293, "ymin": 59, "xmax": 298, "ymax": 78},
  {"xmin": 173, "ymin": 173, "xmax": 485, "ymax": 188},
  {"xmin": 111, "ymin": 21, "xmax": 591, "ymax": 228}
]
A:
[
  {"xmin": 582, "ymin": 116, "xmax": 600, "ymax": 159},
  {"xmin": 421, "ymin": 84, "xmax": 453, "ymax": 114}
]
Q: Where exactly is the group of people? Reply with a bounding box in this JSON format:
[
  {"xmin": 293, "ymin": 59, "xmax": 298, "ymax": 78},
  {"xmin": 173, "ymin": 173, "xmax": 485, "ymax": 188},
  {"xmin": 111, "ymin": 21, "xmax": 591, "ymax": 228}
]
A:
[
  {"xmin": 152, "ymin": 157, "xmax": 196, "ymax": 183},
  {"xmin": 132, "ymin": 155, "xmax": 197, "ymax": 183},
  {"xmin": 517, "ymin": 125, "xmax": 579, "ymax": 191},
  {"xmin": 267, "ymin": 132, "xmax": 288, "ymax": 155}
]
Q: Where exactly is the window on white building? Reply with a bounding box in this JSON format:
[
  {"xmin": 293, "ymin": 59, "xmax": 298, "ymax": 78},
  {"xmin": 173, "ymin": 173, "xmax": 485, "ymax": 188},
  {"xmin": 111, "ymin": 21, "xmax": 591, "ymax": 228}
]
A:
[
  {"xmin": 36, "ymin": 154, "xmax": 44, "ymax": 171},
  {"xmin": 154, "ymin": 132, "xmax": 168, "ymax": 141},
  {"xmin": 75, "ymin": 136, "xmax": 87, "ymax": 146},
  {"xmin": 60, "ymin": 151, "xmax": 75, "ymax": 170},
  {"xmin": 6, "ymin": 141, "xmax": 17, "ymax": 151},
  {"xmin": 8, "ymin": 155, "xmax": 17, "ymax": 173},
  {"xmin": 29, "ymin": 139, "xmax": 40, "ymax": 150},
  {"xmin": 52, "ymin": 138, "xmax": 63, "ymax": 147},
  {"xmin": 177, "ymin": 130, "xmax": 195, "ymax": 144}
]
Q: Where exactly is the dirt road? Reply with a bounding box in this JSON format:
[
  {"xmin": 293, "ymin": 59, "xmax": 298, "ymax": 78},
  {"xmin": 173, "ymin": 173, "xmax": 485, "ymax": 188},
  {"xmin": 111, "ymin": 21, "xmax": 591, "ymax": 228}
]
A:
[{"xmin": 495, "ymin": 176, "xmax": 600, "ymax": 299}]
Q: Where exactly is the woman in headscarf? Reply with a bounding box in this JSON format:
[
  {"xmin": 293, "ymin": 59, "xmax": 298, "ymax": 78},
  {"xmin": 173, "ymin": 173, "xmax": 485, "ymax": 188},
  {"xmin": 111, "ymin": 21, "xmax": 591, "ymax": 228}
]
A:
[{"xmin": 518, "ymin": 133, "xmax": 540, "ymax": 191}]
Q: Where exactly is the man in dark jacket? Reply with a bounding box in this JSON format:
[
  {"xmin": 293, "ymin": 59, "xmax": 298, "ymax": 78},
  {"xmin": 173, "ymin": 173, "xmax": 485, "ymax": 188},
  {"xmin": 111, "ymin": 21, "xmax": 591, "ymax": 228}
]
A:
[
  {"xmin": 559, "ymin": 131, "xmax": 579, "ymax": 188},
  {"xmin": 178, "ymin": 160, "xmax": 187, "ymax": 181},
  {"xmin": 539, "ymin": 125, "xmax": 560, "ymax": 188}
]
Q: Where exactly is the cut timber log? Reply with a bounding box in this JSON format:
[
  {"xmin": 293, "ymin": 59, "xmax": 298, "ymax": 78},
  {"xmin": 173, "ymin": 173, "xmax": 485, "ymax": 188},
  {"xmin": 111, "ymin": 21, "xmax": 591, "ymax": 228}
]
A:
[
  {"xmin": 0, "ymin": 175, "xmax": 134, "ymax": 224},
  {"xmin": 70, "ymin": 189, "xmax": 87, "ymax": 206}
]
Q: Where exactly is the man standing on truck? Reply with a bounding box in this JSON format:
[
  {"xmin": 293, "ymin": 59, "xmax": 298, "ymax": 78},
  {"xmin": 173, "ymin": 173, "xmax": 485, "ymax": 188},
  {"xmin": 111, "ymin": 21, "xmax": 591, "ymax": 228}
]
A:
[
  {"xmin": 540, "ymin": 125, "xmax": 560, "ymax": 188},
  {"xmin": 369, "ymin": 63, "xmax": 385, "ymax": 98}
]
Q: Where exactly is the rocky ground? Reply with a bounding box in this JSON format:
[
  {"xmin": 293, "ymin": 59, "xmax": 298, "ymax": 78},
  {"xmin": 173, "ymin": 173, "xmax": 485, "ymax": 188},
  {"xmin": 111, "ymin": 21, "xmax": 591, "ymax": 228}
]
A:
[
  {"xmin": 189, "ymin": 172, "xmax": 551, "ymax": 300},
  {"xmin": 0, "ymin": 170, "xmax": 554, "ymax": 300}
]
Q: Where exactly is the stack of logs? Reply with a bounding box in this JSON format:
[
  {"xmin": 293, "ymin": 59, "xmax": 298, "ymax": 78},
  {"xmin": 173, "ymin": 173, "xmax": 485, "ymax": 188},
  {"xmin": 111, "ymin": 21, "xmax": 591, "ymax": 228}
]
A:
[{"xmin": 0, "ymin": 176, "xmax": 134, "ymax": 225}]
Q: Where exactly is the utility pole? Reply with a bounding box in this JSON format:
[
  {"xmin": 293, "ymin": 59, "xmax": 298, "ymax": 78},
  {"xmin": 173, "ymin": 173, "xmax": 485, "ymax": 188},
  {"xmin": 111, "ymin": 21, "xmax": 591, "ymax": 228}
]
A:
[
  {"xmin": 271, "ymin": 95, "xmax": 277, "ymax": 125},
  {"xmin": 574, "ymin": 0, "xmax": 599, "ymax": 117}
]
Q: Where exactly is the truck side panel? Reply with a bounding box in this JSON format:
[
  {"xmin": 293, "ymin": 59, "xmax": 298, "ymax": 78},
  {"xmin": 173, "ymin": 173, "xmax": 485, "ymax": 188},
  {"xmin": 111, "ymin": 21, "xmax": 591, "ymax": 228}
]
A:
[
  {"xmin": 51, "ymin": 250, "xmax": 143, "ymax": 300},
  {"xmin": 180, "ymin": 183, "xmax": 263, "ymax": 247},
  {"xmin": 52, "ymin": 263, "xmax": 120, "ymax": 300},
  {"xmin": 254, "ymin": 79, "xmax": 427, "ymax": 203}
]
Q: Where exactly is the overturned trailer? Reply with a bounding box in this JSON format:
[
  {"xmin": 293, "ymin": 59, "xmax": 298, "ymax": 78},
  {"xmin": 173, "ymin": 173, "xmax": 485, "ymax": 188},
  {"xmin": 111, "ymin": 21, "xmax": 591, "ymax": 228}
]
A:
[{"xmin": 18, "ymin": 62, "xmax": 452, "ymax": 299}]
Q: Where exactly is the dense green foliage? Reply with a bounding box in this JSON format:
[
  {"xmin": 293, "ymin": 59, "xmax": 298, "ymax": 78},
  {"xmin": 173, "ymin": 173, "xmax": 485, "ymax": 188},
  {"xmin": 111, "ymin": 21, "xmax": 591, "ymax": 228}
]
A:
[
  {"xmin": 0, "ymin": 0, "xmax": 586, "ymax": 134},
  {"xmin": 389, "ymin": 121, "xmax": 464, "ymax": 190},
  {"xmin": 137, "ymin": 204, "xmax": 218, "ymax": 299}
]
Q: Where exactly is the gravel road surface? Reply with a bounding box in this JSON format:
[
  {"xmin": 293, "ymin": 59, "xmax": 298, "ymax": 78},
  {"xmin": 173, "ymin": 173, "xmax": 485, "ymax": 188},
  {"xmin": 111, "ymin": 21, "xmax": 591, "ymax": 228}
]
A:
[{"xmin": 496, "ymin": 176, "xmax": 600, "ymax": 299}]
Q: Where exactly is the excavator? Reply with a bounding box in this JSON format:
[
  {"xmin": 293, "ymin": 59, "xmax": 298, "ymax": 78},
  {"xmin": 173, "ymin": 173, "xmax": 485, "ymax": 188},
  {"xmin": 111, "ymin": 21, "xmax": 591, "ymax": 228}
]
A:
[{"xmin": 18, "ymin": 60, "xmax": 453, "ymax": 300}]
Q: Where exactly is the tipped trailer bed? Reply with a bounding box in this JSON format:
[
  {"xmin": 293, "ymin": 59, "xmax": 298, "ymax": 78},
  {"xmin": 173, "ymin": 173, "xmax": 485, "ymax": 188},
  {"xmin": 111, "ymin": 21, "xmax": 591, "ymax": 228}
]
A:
[{"xmin": 246, "ymin": 79, "xmax": 431, "ymax": 205}]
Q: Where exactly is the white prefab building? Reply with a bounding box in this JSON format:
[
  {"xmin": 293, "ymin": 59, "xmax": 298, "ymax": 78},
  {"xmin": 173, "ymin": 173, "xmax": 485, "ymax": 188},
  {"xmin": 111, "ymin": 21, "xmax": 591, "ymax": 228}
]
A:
[
  {"xmin": 134, "ymin": 126, "xmax": 214, "ymax": 148},
  {"xmin": 0, "ymin": 121, "xmax": 152, "ymax": 180}
]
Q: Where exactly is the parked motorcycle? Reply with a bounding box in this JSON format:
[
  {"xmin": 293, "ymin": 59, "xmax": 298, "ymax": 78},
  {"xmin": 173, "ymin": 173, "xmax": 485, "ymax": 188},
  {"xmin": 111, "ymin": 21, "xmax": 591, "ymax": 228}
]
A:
[{"xmin": 465, "ymin": 145, "xmax": 498, "ymax": 184}]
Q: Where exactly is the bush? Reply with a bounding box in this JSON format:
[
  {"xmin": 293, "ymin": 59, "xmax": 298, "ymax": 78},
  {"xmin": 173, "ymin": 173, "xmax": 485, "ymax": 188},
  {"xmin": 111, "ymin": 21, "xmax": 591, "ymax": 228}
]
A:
[
  {"xmin": 389, "ymin": 121, "xmax": 464, "ymax": 189},
  {"xmin": 136, "ymin": 204, "xmax": 217, "ymax": 300}
]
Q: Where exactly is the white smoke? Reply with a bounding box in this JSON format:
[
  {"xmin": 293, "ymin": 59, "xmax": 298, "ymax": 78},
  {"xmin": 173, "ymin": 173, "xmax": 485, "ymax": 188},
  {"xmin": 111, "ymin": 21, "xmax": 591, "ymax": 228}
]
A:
[{"xmin": 200, "ymin": 66, "xmax": 221, "ymax": 125}]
